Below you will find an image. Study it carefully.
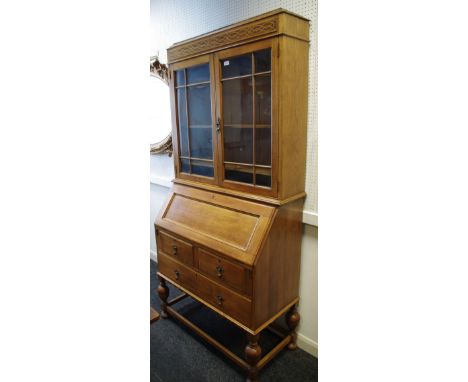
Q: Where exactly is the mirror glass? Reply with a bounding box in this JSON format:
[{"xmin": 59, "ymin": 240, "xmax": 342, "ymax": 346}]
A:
[{"xmin": 149, "ymin": 75, "xmax": 172, "ymax": 144}]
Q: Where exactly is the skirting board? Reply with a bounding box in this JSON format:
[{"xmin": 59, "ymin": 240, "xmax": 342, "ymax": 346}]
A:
[{"xmin": 297, "ymin": 333, "xmax": 318, "ymax": 358}]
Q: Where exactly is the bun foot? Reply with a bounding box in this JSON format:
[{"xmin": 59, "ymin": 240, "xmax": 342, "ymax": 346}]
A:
[
  {"xmin": 245, "ymin": 333, "xmax": 262, "ymax": 382},
  {"xmin": 286, "ymin": 304, "xmax": 300, "ymax": 351}
]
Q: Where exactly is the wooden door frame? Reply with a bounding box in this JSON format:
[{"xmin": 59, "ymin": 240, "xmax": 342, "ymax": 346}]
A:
[
  {"xmin": 169, "ymin": 54, "xmax": 219, "ymax": 185},
  {"xmin": 213, "ymin": 38, "xmax": 279, "ymax": 198}
]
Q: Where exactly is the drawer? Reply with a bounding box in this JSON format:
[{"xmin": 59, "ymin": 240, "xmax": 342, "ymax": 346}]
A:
[
  {"xmin": 197, "ymin": 273, "xmax": 252, "ymax": 326},
  {"xmin": 157, "ymin": 230, "xmax": 193, "ymax": 266},
  {"xmin": 196, "ymin": 248, "xmax": 250, "ymax": 295},
  {"xmin": 158, "ymin": 253, "xmax": 197, "ymax": 290}
]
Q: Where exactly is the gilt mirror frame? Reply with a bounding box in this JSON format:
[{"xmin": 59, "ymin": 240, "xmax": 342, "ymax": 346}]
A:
[{"xmin": 150, "ymin": 56, "xmax": 172, "ymax": 156}]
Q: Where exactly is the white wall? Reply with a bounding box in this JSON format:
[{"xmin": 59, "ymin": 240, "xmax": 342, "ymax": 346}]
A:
[
  {"xmin": 297, "ymin": 225, "xmax": 318, "ymax": 356},
  {"xmin": 150, "ymin": 154, "xmax": 174, "ymax": 260},
  {"xmin": 150, "ymin": 0, "xmax": 318, "ymax": 357}
]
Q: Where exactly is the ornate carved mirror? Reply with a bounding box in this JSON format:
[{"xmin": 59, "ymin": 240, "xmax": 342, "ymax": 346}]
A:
[{"xmin": 150, "ymin": 56, "xmax": 172, "ymax": 155}]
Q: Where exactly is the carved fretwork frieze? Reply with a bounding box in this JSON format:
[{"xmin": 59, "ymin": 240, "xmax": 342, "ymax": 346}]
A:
[{"xmin": 168, "ymin": 17, "xmax": 278, "ymax": 63}]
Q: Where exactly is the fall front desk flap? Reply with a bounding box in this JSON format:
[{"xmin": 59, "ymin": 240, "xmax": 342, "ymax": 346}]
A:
[{"xmin": 155, "ymin": 184, "xmax": 276, "ymax": 266}]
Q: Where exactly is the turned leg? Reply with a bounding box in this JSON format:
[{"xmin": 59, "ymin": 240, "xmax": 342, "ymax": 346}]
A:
[
  {"xmin": 286, "ymin": 304, "xmax": 300, "ymax": 350},
  {"xmin": 245, "ymin": 333, "xmax": 262, "ymax": 382},
  {"xmin": 157, "ymin": 275, "xmax": 169, "ymax": 318}
]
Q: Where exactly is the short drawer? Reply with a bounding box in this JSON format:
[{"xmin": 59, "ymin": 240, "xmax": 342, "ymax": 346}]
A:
[
  {"xmin": 158, "ymin": 253, "xmax": 197, "ymax": 290},
  {"xmin": 197, "ymin": 273, "xmax": 252, "ymax": 326},
  {"xmin": 196, "ymin": 248, "xmax": 250, "ymax": 295},
  {"xmin": 157, "ymin": 230, "xmax": 193, "ymax": 266}
]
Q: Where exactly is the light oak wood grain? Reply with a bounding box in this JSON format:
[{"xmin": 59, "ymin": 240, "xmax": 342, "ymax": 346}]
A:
[
  {"xmin": 167, "ymin": 9, "xmax": 309, "ymax": 64},
  {"xmin": 156, "ymin": 185, "xmax": 275, "ymax": 266},
  {"xmin": 196, "ymin": 247, "xmax": 251, "ymax": 295},
  {"xmin": 157, "ymin": 230, "xmax": 194, "ymax": 266},
  {"xmin": 156, "ymin": 10, "xmax": 310, "ymax": 381}
]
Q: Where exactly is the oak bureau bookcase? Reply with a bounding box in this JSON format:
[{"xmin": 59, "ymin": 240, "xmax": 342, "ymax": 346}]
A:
[{"xmin": 155, "ymin": 9, "xmax": 310, "ymax": 381}]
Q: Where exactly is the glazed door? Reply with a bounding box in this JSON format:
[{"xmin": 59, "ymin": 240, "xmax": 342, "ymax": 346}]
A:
[
  {"xmin": 214, "ymin": 39, "xmax": 278, "ymax": 197},
  {"xmin": 171, "ymin": 55, "xmax": 218, "ymax": 183}
]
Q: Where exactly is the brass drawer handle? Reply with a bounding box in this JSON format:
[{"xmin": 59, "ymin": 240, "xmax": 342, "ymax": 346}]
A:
[
  {"xmin": 174, "ymin": 270, "xmax": 180, "ymax": 280},
  {"xmin": 216, "ymin": 265, "xmax": 224, "ymax": 278},
  {"xmin": 216, "ymin": 295, "xmax": 224, "ymax": 307},
  {"xmin": 172, "ymin": 244, "xmax": 178, "ymax": 256}
]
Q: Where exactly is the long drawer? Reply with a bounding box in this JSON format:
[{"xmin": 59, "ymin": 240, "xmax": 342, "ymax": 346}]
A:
[{"xmin": 197, "ymin": 273, "xmax": 252, "ymax": 326}]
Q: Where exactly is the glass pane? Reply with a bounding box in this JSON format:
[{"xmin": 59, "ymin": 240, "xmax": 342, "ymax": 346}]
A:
[
  {"xmin": 190, "ymin": 127, "xmax": 212, "ymax": 159},
  {"xmin": 255, "ymin": 74, "xmax": 271, "ymax": 165},
  {"xmin": 224, "ymin": 127, "xmax": 252, "ymax": 164},
  {"xmin": 255, "ymin": 74, "xmax": 271, "ymax": 125},
  {"xmin": 255, "ymin": 128, "xmax": 271, "ymax": 166},
  {"xmin": 255, "ymin": 168, "xmax": 271, "ymax": 188},
  {"xmin": 175, "ymin": 70, "xmax": 185, "ymax": 86},
  {"xmin": 225, "ymin": 164, "xmax": 253, "ymax": 184},
  {"xmin": 187, "ymin": 83, "xmax": 212, "ymax": 160},
  {"xmin": 187, "ymin": 84, "xmax": 212, "ymax": 126},
  {"xmin": 180, "ymin": 158, "xmax": 190, "ymax": 173},
  {"xmin": 221, "ymin": 54, "xmax": 252, "ymax": 78},
  {"xmin": 255, "ymin": 49, "xmax": 271, "ymax": 73},
  {"xmin": 191, "ymin": 159, "xmax": 214, "ymax": 177},
  {"xmin": 222, "ymin": 77, "xmax": 252, "ymax": 125},
  {"xmin": 186, "ymin": 64, "xmax": 210, "ymax": 84},
  {"xmin": 177, "ymin": 88, "xmax": 189, "ymax": 157}
]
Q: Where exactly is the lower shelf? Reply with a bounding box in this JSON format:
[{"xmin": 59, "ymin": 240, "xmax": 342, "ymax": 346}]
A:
[
  {"xmin": 157, "ymin": 273, "xmax": 301, "ymax": 381},
  {"xmin": 163, "ymin": 289, "xmax": 293, "ymax": 374},
  {"xmin": 157, "ymin": 270, "xmax": 298, "ymax": 335}
]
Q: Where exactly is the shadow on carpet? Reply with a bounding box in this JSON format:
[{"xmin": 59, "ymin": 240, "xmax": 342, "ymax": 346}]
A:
[{"xmin": 150, "ymin": 260, "xmax": 317, "ymax": 381}]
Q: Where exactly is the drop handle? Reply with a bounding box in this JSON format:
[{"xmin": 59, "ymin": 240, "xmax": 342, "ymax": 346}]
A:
[
  {"xmin": 174, "ymin": 270, "xmax": 180, "ymax": 280},
  {"xmin": 172, "ymin": 244, "xmax": 178, "ymax": 256},
  {"xmin": 216, "ymin": 265, "xmax": 224, "ymax": 278},
  {"xmin": 216, "ymin": 294, "xmax": 224, "ymax": 307},
  {"xmin": 216, "ymin": 117, "xmax": 221, "ymax": 134}
]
